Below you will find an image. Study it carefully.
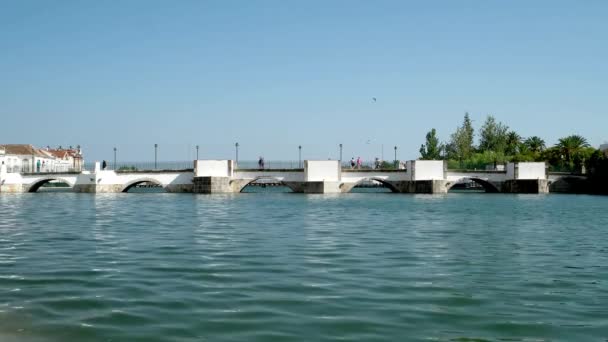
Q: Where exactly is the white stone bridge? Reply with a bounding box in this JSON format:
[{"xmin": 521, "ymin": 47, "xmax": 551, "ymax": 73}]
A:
[{"xmin": 0, "ymin": 160, "xmax": 584, "ymax": 194}]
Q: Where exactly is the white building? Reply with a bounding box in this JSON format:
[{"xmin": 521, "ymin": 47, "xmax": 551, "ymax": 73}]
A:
[
  {"xmin": 0, "ymin": 144, "xmax": 83, "ymax": 173},
  {"xmin": 0, "ymin": 147, "xmax": 5, "ymax": 168},
  {"xmin": 46, "ymin": 147, "xmax": 84, "ymax": 172}
]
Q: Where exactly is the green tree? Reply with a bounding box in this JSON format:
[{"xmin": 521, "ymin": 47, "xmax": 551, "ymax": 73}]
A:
[
  {"xmin": 557, "ymin": 134, "xmax": 590, "ymax": 166},
  {"xmin": 448, "ymin": 113, "xmax": 475, "ymax": 166},
  {"xmin": 478, "ymin": 115, "xmax": 509, "ymax": 153},
  {"xmin": 523, "ymin": 136, "xmax": 546, "ymax": 153},
  {"xmin": 461, "ymin": 113, "xmax": 475, "ymax": 155},
  {"xmin": 419, "ymin": 128, "xmax": 443, "ymax": 160},
  {"xmin": 505, "ymin": 131, "xmax": 522, "ymax": 156},
  {"xmin": 540, "ymin": 146, "xmax": 565, "ymax": 171}
]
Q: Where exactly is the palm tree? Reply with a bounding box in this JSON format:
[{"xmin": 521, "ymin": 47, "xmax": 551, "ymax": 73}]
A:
[
  {"xmin": 557, "ymin": 135, "xmax": 590, "ymax": 165},
  {"xmin": 524, "ymin": 136, "xmax": 546, "ymax": 153},
  {"xmin": 505, "ymin": 131, "xmax": 522, "ymax": 155}
]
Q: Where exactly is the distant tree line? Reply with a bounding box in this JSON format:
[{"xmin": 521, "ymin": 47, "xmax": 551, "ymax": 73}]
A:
[{"xmin": 419, "ymin": 113, "xmax": 603, "ymax": 173}]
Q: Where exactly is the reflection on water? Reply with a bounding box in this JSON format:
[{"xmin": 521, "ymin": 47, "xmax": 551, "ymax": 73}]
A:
[
  {"xmin": 241, "ymin": 185, "xmax": 292, "ymax": 193},
  {"xmin": 241, "ymin": 185, "xmax": 393, "ymax": 193},
  {"xmin": 0, "ymin": 193, "xmax": 607, "ymax": 341}
]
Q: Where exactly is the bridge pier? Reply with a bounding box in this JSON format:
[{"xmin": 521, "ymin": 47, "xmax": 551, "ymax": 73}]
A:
[
  {"xmin": 295, "ymin": 161, "xmax": 342, "ymax": 193},
  {"xmin": 501, "ymin": 163, "xmax": 549, "ymax": 194},
  {"xmin": 389, "ymin": 180, "xmax": 449, "ymax": 194},
  {"xmin": 502, "ymin": 179, "xmax": 549, "ymax": 194},
  {"xmin": 284, "ymin": 181, "xmax": 342, "ymax": 194},
  {"xmin": 192, "ymin": 177, "xmax": 234, "ymax": 193},
  {"xmin": 0, "ymin": 184, "xmax": 24, "ymax": 193},
  {"xmin": 72, "ymin": 184, "xmax": 101, "ymax": 193}
]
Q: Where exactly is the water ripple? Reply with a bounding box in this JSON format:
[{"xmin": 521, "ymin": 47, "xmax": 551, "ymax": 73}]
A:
[{"xmin": 0, "ymin": 193, "xmax": 607, "ymax": 341}]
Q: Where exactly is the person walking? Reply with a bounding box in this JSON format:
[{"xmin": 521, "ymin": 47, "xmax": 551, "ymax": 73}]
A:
[
  {"xmin": 356, "ymin": 157, "xmax": 362, "ymax": 169},
  {"xmin": 258, "ymin": 156, "xmax": 264, "ymax": 170},
  {"xmin": 36, "ymin": 159, "xmax": 41, "ymax": 173},
  {"xmin": 350, "ymin": 158, "xmax": 355, "ymax": 169}
]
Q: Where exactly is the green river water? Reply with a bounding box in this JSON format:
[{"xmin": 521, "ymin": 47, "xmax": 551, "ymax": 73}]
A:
[{"xmin": 0, "ymin": 192, "xmax": 606, "ymax": 341}]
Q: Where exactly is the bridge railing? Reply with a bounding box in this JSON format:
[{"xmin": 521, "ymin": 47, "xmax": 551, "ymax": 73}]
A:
[
  {"xmin": 17, "ymin": 165, "xmax": 83, "ymax": 174},
  {"xmin": 341, "ymin": 161, "xmax": 405, "ymax": 170},
  {"xmin": 446, "ymin": 169, "xmax": 507, "ymax": 173},
  {"xmin": 104, "ymin": 161, "xmax": 194, "ymax": 171},
  {"xmin": 235, "ymin": 160, "xmax": 406, "ymax": 170},
  {"xmin": 236, "ymin": 160, "xmax": 302, "ymax": 169}
]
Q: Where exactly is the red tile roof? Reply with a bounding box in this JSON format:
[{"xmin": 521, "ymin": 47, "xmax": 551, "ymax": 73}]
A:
[{"xmin": 0, "ymin": 145, "xmax": 82, "ymax": 159}]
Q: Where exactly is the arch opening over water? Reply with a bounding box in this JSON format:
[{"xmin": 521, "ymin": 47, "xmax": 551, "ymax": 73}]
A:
[
  {"xmin": 122, "ymin": 179, "xmax": 166, "ymax": 193},
  {"xmin": 240, "ymin": 177, "xmax": 294, "ymax": 193},
  {"xmin": 28, "ymin": 178, "xmax": 74, "ymax": 192},
  {"xmin": 447, "ymin": 177, "xmax": 500, "ymax": 193},
  {"xmin": 349, "ymin": 178, "xmax": 397, "ymax": 193},
  {"xmin": 549, "ymin": 176, "xmax": 587, "ymax": 193}
]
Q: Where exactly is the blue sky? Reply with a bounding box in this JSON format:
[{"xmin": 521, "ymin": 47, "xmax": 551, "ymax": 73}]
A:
[{"xmin": 1, "ymin": 1, "xmax": 606, "ymax": 162}]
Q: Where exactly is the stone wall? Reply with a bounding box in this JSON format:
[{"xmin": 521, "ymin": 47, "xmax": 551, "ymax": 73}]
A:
[
  {"xmin": 0, "ymin": 184, "xmax": 25, "ymax": 193},
  {"xmin": 502, "ymin": 179, "xmax": 549, "ymax": 194},
  {"xmin": 72, "ymin": 184, "xmax": 99, "ymax": 193},
  {"xmin": 166, "ymin": 184, "xmax": 194, "ymax": 193},
  {"xmin": 193, "ymin": 177, "xmax": 233, "ymax": 193},
  {"xmin": 549, "ymin": 177, "xmax": 589, "ymax": 193},
  {"xmin": 389, "ymin": 180, "xmax": 449, "ymax": 194}
]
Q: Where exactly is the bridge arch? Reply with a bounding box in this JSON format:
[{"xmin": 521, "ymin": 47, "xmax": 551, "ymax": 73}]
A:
[
  {"xmin": 548, "ymin": 176, "xmax": 587, "ymax": 193},
  {"xmin": 121, "ymin": 178, "xmax": 165, "ymax": 193},
  {"xmin": 237, "ymin": 177, "xmax": 295, "ymax": 193},
  {"xmin": 27, "ymin": 178, "xmax": 75, "ymax": 192},
  {"xmin": 342, "ymin": 178, "xmax": 399, "ymax": 193},
  {"xmin": 446, "ymin": 177, "xmax": 500, "ymax": 193}
]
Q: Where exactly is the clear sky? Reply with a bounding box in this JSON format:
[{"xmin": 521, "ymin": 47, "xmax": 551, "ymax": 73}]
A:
[{"xmin": 1, "ymin": 1, "xmax": 606, "ymax": 163}]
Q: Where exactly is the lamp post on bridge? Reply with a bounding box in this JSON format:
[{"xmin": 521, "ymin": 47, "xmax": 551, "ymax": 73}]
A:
[
  {"xmin": 113, "ymin": 147, "xmax": 117, "ymax": 170},
  {"xmin": 154, "ymin": 144, "xmax": 158, "ymax": 169},
  {"xmin": 298, "ymin": 145, "xmax": 302, "ymax": 168},
  {"xmin": 76, "ymin": 144, "xmax": 81, "ymax": 171},
  {"xmin": 394, "ymin": 146, "xmax": 398, "ymax": 169},
  {"xmin": 339, "ymin": 143, "xmax": 343, "ymax": 167},
  {"xmin": 196, "ymin": 145, "xmax": 199, "ymax": 160},
  {"xmin": 235, "ymin": 142, "xmax": 239, "ymax": 167}
]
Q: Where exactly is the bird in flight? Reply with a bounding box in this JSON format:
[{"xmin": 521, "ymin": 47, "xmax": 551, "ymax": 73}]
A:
[{"xmin": 372, "ymin": 97, "xmax": 377, "ymax": 102}]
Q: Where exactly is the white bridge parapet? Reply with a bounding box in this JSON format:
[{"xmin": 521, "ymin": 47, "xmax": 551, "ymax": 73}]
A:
[
  {"xmin": 507, "ymin": 162, "xmax": 547, "ymax": 180},
  {"xmin": 195, "ymin": 160, "xmax": 234, "ymax": 177}
]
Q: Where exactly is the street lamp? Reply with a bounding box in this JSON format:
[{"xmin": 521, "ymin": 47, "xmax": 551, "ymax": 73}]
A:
[
  {"xmin": 235, "ymin": 142, "xmax": 239, "ymax": 166},
  {"xmin": 196, "ymin": 145, "xmax": 199, "ymax": 160},
  {"xmin": 298, "ymin": 145, "xmax": 302, "ymax": 168},
  {"xmin": 339, "ymin": 143, "xmax": 343, "ymax": 166},
  {"xmin": 154, "ymin": 144, "xmax": 158, "ymax": 169},
  {"xmin": 113, "ymin": 147, "xmax": 117, "ymax": 170},
  {"xmin": 394, "ymin": 146, "xmax": 398, "ymax": 168},
  {"xmin": 76, "ymin": 145, "xmax": 81, "ymax": 171}
]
